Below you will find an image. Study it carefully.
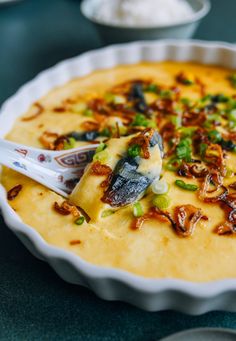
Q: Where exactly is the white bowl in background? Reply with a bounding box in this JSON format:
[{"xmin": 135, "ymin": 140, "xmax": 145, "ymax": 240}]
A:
[
  {"xmin": 1, "ymin": 40, "xmax": 236, "ymax": 314},
  {"xmin": 80, "ymin": 0, "xmax": 211, "ymax": 44}
]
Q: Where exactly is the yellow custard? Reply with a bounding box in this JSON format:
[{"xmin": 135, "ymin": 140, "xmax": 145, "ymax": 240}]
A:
[{"xmin": 2, "ymin": 61, "xmax": 236, "ymax": 281}]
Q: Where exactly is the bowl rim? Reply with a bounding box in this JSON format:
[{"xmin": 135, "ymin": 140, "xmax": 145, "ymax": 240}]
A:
[
  {"xmin": 160, "ymin": 327, "xmax": 236, "ymax": 341},
  {"xmin": 2, "ymin": 39, "xmax": 236, "ymax": 311},
  {"xmin": 80, "ymin": 0, "xmax": 211, "ymax": 30}
]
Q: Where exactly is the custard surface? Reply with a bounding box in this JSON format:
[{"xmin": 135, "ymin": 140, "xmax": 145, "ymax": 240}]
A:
[{"xmin": 2, "ymin": 62, "xmax": 236, "ymax": 281}]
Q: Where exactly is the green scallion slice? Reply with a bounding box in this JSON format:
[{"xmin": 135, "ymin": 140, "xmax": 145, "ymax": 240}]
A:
[
  {"xmin": 63, "ymin": 137, "xmax": 76, "ymax": 150},
  {"xmin": 176, "ymin": 138, "xmax": 192, "ymax": 162},
  {"xmin": 144, "ymin": 84, "xmax": 158, "ymax": 93},
  {"xmin": 152, "ymin": 194, "xmax": 171, "ymax": 210},
  {"xmin": 133, "ymin": 202, "xmax": 144, "ymax": 218},
  {"xmin": 175, "ymin": 180, "xmax": 198, "ymax": 191},
  {"xmin": 170, "ymin": 115, "xmax": 181, "ymax": 128},
  {"xmin": 199, "ymin": 143, "xmax": 208, "ymax": 158},
  {"xmin": 179, "ymin": 127, "xmax": 196, "ymax": 137},
  {"xmin": 75, "ymin": 216, "xmax": 85, "ymax": 225},
  {"xmin": 93, "ymin": 150, "xmax": 109, "ymax": 164},
  {"xmin": 132, "ymin": 113, "xmax": 149, "ymax": 127},
  {"xmin": 165, "ymin": 158, "xmax": 182, "ymax": 172},
  {"xmin": 95, "ymin": 142, "xmax": 107, "ymax": 154},
  {"xmin": 101, "ymin": 210, "xmax": 115, "ymax": 218},
  {"xmin": 83, "ymin": 109, "xmax": 93, "ymax": 117},
  {"xmin": 100, "ymin": 128, "xmax": 111, "ymax": 138},
  {"xmin": 228, "ymin": 109, "xmax": 236, "ymax": 122},
  {"xmin": 160, "ymin": 89, "xmax": 172, "ymax": 99},
  {"xmin": 208, "ymin": 130, "xmax": 222, "ymax": 143}
]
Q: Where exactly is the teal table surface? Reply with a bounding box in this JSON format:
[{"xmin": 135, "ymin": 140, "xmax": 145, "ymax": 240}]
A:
[{"xmin": 1, "ymin": 1, "xmax": 236, "ymax": 340}]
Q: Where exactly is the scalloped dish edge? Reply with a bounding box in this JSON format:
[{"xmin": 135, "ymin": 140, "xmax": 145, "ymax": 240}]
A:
[{"xmin": 1, "ymin": 40, "xmax": 236, "ymax": 314}]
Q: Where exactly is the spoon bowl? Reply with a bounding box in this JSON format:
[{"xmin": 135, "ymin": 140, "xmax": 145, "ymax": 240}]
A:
[{"xmin": 0, "ymin": 138, "xmax": 99, "ymax": 197}]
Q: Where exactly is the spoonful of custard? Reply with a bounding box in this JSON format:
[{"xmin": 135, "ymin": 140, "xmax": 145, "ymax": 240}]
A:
[{"xmin": 0, "ymin": 129, "xmax": 163, "ymax": 220}]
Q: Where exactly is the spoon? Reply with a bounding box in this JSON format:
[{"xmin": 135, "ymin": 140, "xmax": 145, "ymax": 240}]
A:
[{"xmin": 0, "ymin": 138, "xmax": 99, "ymax": 197}]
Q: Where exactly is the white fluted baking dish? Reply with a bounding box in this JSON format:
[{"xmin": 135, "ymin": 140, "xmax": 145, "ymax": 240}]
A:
[{"xmin": 1, "ymin": 40, "xmax": 236, "ymax": 314}]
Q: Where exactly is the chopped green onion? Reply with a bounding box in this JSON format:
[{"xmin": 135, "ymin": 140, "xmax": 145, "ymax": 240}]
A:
[
  {"xmin": 146, "ymin": 120, "xmax": 157, "ymax": 128},
  {"xmin": 95, "ymin": 142, "xmax": 107, "ymax": 154},
  {"xmin": 200, "ymin": 94, "xmax": 212, "ymax": 103},
  {"xmin": 176, "ymin": 138, "xmax": 192, "ymax": 162},
  {"xmin": 207, "ymin": 114, "xmax": 222, "ymax": 122},
  {"xmin": 203, "ymin": 114, "xmax": 222, "ymax": 128},
  {"xmin": 75, "ymin": 216, "xmax": 85, "ymax": 225},
  {"xmin": 83, "ymin": 109, "xmax": 93, "ymax": 117},
  {"xmin": 179, "ymin": 127, "xmax": 196, "ymax": 137},
  {"xmin": 101, "ymin": 210, "xmax": 115, "ymax": 218},
  {"xmin": 132, "ymin": 113, "xmax": 149, "ymax": 127},
  {"xmin": 100, "ymin": 128, "xmax": 111, "ymax": 137},
  {"xmin": 228, "ymin": 98, "xmax": 236, "ymax": 109},
  {"xmin": 132, "ymin": 113, "xmax": 155, "ymax": 128},
  {"xmin": 175, "ymin": 180, "xmax": 198, "ymax": 191},
  {"xmin": 93, "ymin": 150, "xmax": 110, "ymax": 164},
  {"xmin": 144, "ymin": 84, "xmax": 159, "ymax": 93},
  {"xmin": 199, "ymin": 143, "xmax": 208, "ymax": 158},
  {"xmin": 160, "ymin": 90, "xmax": 172, "ymax": 99},
  {"xmin": 228, "ymin": 109, "xmax": 236, "ymax": 122},
  {"xmin": 63, "ymin": 137, "xmax": 76, "ymax": 150},
  {"xmin": 182, "ymin": 79, "xmax": 194, "ymax": 86},
  {"xmin": 152, "ymin": 194, "xmax": 171, "ymax": 210},
  {"xmin": 208, "ymin": 130, "xmax": 222, "ymax": 143},
  {"xmin": 127, "ymin": 144, "xmax": 141, "ymax": 158},
  {"xmin": 181, "ymin": 98, "xmax": 191, "ymax": 106},
  {"xmin": 165, "ymin": 157, "xmax": 182, "ymax": 171},
  {"xmin": 170, "ymin": 115, "xmax": 181, "ymax": 128},
  {"xmin": 229, "ymin": 121, "xmax": 236, "ymax": 130},
  {"xmin": 228, "ymin": 74, "xmax": 236, "ymax": 89},
  {"xmin": 151, "ymin": 179, "xmax": 169, "ymax": 195},
  {"xmin": 133, "ymin": 202, "xmax": 144, "ymax": 218}
]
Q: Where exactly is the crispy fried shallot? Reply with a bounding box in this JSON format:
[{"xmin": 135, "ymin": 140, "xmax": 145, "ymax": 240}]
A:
[
  {"xmin": 160, "ymin": 122, "xmax": 176, "ymax": 141},
  {"xmin": 39, "ymin": 131, "xmax": 59, "ymax": 150},
  {"xmin": 7, "ymin": 184, "xmax": 22, "ymax": 201},
  {"xmin": 53, "ymin": 136, "xmax": 69, "ymax": 151},
  {"xmin": 195, "ymin": 77, "xmax": 206, "ymax": 97},
  {"xmin": 131, "ymin": 207, "xmax": 174, "ymax": 230},
  {"xmin": 53, "ymin": 201, "xmax": 80, "ymax": 217},
  {"xmin": 204, "ymin": 144, "xmax": 226, "ymax": 175},
  {"xmin": 229, "ymin": 182, "xmax": 236, "ymax": 190},
  {"xmin": 90, "ymin": 161, "xmax": 112, "ymax": 176},
  {"xmin": 182, "ymin": 110, "xmax": 206, "ymax": 126},
  {"xmin": 21, "ymin": 102, "xmax": 44, "ymax": 121},
  {"xmin": 174, "ymin": 205, "xmax": 207, "ymax": 237},
  {"xmin": 178, "ymin": 162, "xmax": 209, "ymax": 178},
  {"xmin": 81, "ymin": 121, "xmax": 100, "ymax": 131},
  {"xmin": 199, "ymin": 173, "xmax": 228, "ymax": 203},
  {"xmin": 216, "ymin": 222, "xmax": 236, "ymax": 235}
]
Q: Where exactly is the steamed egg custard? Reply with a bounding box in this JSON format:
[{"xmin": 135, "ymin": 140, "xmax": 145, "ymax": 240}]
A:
[{"xmin": 2, "ymin": 61, "xmax": 236, "ymax": 281}]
